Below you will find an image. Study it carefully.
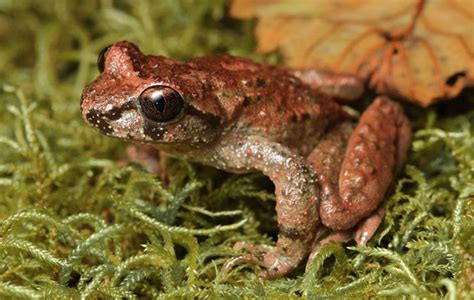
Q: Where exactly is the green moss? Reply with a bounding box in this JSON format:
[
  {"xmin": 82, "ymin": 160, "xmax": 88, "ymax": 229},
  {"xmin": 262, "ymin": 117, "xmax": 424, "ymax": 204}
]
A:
[{"xmin": 0, "ymin": 0, "xmax": 472, "ymax": 298}]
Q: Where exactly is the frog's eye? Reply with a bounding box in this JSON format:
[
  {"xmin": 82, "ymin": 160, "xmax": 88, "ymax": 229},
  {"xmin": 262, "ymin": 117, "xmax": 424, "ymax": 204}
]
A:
[
  {"xmin": 138, "ymin": 86, "xmax": 184, "ymax": 122},
  {"xmin": 97, "ymin": 45, "xmax": 112, "ymax": 73}
]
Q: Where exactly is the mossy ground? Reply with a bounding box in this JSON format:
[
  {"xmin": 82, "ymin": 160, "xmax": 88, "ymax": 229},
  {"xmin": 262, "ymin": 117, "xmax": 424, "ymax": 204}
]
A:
[{"xmin": 0, "ymin": 1, "xmax": 472, "ymax": 298}]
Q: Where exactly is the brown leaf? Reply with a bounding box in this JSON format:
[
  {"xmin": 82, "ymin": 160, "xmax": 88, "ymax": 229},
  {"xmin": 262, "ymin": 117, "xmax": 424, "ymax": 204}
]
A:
[{"xmin": 231, "ymin": 0, "xmax": 474, "ymax": 106}]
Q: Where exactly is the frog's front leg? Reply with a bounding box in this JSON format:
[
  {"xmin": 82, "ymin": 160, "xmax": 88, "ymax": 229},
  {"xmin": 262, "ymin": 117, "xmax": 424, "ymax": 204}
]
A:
[{"xmin": 218, "ymin": 135, "xmax": 319, "ymax": 278}]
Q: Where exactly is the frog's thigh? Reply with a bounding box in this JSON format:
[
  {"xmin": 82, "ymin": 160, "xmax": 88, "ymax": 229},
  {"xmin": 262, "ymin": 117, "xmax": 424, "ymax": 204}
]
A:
[{"xmin": 307, "ymin": 96, "xmax": 411, "ymax": 231}]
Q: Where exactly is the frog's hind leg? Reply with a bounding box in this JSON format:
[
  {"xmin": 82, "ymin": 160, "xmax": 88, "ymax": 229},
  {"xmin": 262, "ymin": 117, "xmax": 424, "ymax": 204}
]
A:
[
  {"xmin": 306, "ymin": 97, "xmax": 410, "ymax": 265},
  {"xmin": 292, "ymin": 69, "xmax": 365, "ymax": 102},
  {"xmin": 308, "ymin": 96, "xmax": 410, "ymax": 231}
]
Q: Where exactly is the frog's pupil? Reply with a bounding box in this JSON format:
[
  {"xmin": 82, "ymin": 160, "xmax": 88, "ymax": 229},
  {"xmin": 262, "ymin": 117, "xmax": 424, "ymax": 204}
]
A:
[{"xmin": 151, "ymin": 91, "xmax": 166, "ymax": 113}]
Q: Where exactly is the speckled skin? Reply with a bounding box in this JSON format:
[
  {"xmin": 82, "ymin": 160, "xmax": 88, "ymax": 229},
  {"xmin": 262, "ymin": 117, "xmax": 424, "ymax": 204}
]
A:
[{"xmin": 81, "ymin": 41, "xmax": 411, "ymax": 278}]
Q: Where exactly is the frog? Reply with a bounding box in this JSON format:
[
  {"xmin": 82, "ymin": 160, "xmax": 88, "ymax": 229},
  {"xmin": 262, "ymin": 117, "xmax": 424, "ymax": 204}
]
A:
[{"xmin": 80, "ymin": 41, "xmax": 411, "ymax": 278}]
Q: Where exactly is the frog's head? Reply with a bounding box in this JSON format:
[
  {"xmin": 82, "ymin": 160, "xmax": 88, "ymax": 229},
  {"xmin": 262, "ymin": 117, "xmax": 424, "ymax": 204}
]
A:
[{"xmin": 80, "ymin": 41, "xmax": 221, "ymax": 149}]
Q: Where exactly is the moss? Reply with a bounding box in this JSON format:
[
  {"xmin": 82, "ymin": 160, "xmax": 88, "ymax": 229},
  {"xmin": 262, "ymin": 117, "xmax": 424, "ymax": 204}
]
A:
[{"xmin": 0, "ymin": 0, "xmax": 472, "ymax": 298}]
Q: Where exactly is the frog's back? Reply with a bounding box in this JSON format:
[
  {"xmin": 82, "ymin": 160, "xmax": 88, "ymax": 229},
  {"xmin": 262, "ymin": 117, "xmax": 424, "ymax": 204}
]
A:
[
  {"xmin": 188, "ymin": 55, "xmax": 340, "ymax": 122},
  {"xmin": 184, "ymin": 55, "xmax": 344, "ymax": 153}
]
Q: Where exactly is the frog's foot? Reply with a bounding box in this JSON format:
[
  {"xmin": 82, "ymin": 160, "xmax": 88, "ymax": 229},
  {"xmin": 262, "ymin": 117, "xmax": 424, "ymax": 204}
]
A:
[
  {"xmin": 305, "ymin": 207, "xmax": 385, "ymax": 271},
  {"xmin": 126, "ymin": 144, "xmax": 168, "ymax": 183},
  {"xmin": 292, "ymin": 69, "xmax": 365, "ymax": 102},
  {"xmin": 223, "ymin": 240, "xmax": 306, "ymax": 279}
]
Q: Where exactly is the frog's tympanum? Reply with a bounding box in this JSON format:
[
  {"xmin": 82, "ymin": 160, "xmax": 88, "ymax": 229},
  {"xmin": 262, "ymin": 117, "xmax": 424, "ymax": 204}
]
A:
[{"xmin": 81, "ymin": 41, "xmax": 411, "ymax": 278}]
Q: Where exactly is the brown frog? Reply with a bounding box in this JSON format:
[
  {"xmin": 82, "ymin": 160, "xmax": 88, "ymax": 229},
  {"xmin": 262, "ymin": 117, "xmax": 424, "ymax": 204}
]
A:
[{"xmin": 80, "ymin": 41, "xmax": 411, "ymax": 278}]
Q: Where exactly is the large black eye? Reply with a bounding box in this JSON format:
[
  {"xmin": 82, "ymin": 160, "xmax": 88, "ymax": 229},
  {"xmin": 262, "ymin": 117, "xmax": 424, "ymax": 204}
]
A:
[
  {"xmin": 97, "ymin": 45, "xmax": 112, "ymax": 73},
  {"xmin": 138, "ymin": 86, "xmax": 184, "ymax": 122}
]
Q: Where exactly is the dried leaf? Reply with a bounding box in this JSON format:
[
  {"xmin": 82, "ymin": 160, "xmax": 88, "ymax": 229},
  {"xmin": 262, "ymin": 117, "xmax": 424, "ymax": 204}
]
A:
[{"xmin": 231, "ymin": 0, "xmax": 474, "ymax": 106}]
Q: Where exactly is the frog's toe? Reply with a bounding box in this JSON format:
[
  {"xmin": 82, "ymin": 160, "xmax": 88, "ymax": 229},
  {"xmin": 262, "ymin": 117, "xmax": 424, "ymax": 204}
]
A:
[
  {"xmin": 233, "ymin": 240, "xmax": 272, "ymax": 253},
  {"xmin": 305, "ymin": 230, "xmax": 352, "ymax": 272},
  {"xmin": 222, "ymin": 254, "xmax": 261, "ymax": 273},
  {"xmin": 223, "ymin": 242, "xmax": 298, "ymax": 279},
  {"xmin": 354, "ymin": 207, "xmax": 384, "ymax": 246},
  {"xmin": 222, "ymin": 242, "xmax": 268, "ymax": 274}
]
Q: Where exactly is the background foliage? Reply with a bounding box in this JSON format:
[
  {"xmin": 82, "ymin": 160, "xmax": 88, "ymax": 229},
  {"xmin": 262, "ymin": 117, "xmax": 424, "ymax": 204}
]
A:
[
  {"xmin": 231, "ymin": 0, "xmax": 474, "ymax": 107},
  {"xmin": 0, "ymin": 0, "xmax": 472, "ymax": 298}
]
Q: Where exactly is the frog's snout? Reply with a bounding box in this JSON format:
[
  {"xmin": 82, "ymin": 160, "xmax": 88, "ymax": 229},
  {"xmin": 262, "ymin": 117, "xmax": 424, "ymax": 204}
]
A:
[{"xmin": 81, "ymin": 94, "xmax": 146, "ymax": 141}]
